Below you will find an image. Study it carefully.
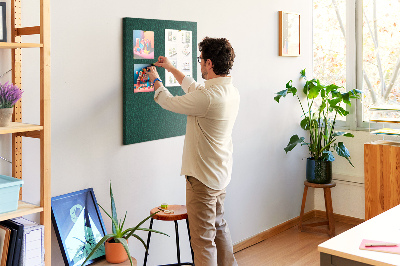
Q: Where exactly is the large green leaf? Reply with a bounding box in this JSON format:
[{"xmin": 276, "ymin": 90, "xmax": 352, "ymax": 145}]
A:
[
  {"xmin": 328, "ymin": 97, "xmax": 342, "ymax": 108},
  {"xmin": 325, "ymin": 84, "xmax": 340, "ymax": 94},
  {"xmin": 303, "ymin": 80, "xmax": 317, "ymax": 94},
  {"xmin": 308, "ymin": 85, "xmax": 321, "ymax": 99},
  {"xmin": 274, "ymin": 89, "xmax": 288, "ymax": 103},
  {"xmin": 321, "ymin": 151, "xmax": 335, "ymax": 162},
  {"xmin": 341, "ymin": 92, "xmax": 351, "ymax": 105},
  {"xmin": 284, "ymin": 135, "xmax": 305, "ymax": 153},
  {"xmin": 300, "ymin": 117, "xmax": 310, "ymax": 130},
  {"xmin": 349, "ymin": 89, "xmax": 362, "ymax": 99},
  {"xmin": 110, "ymin": 182, "xmax": 118, "ymax": 234},
  {"xmin": 335, "ymin": 142, "xmax": 354, "ymax": 167},
  {"xmin": 274, "ymin": 81, "xmax": 298, "ymax": 103},
  {"xmin": 331, "ymin": 106, "xmax": 349, "ymax": 116}
]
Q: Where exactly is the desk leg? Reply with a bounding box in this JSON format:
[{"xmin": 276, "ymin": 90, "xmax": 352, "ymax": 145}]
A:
[{"xmin": 320, "ymin": 252, "xmax": 331, "ymax": 266}]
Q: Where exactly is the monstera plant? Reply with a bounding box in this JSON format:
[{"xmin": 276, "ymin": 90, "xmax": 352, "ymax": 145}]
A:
[{"xmin": 274, "ymin": 69, "xmax": 362, "ymax": 183}]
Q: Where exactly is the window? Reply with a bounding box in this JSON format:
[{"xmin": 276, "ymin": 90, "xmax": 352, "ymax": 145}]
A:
[{"xmin": 313, "ymin": 0, "xmax": 400, "ymax": 130}]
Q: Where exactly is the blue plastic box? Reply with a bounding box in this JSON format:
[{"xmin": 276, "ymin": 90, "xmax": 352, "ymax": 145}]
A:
[{"xmin": 0, "ymin": 175, "xmax": 24, "ymax": 214}]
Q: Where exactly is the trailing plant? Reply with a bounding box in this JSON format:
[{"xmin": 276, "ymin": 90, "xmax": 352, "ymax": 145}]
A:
[
  {"xmin": 81, "ymin": 183, "xmax": 168, "ymax": 266},
  {"xmin": 274, "ymin": 69, "xmax": 362, "ymax": 166},
  {"xmin": 0, "ymin": 82, "xmax": 23, "ymax": 108}
]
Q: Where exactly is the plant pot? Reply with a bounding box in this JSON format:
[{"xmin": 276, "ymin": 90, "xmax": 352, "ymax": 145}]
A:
[
  {"xmin": 306, "ymin": 158, "xmax": 332, "ymax": 184},
  {"xmin": 0, "ymin": 108, "xmax": 13, "ymax": 127},
  {"xmin": 105, "ymin": 238, "xmax": 128, "ymax": 264}
]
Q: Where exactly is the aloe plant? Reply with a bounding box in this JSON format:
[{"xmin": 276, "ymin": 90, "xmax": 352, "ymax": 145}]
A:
[
  {"xmin": 81, "ymin": 183, "xmax": 168, "ymax": 266},
  {"xmin": 274, "ymin": 69, "xmax": 362, "ymax": 166}
]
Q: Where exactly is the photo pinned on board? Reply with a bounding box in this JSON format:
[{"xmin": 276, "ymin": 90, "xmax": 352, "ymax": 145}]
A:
[
  {"xmin": 133, "ymin": 30, "xmax": 154, "ymax": 59},
  {"xmin": 134, "ymin": 64, "xmax": 154, "ymax": 93}
]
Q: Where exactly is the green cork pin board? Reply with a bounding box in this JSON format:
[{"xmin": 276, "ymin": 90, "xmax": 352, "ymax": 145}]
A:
[{"xmin": 123, "ymin": 18, "xmax": 197, "ymax": 145}]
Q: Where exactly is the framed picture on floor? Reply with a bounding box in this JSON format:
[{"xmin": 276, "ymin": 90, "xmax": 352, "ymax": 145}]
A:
[
  {"xmin": 279, "ymin": 11, "xmax": 300, "ymax": 56},
  {"xmin": 0, "ymin": 2, "xmax": 6, "ymax": 42},
  {"xmin": 51, "ymin": 188, "xmax": 107, "ymax": 266}
]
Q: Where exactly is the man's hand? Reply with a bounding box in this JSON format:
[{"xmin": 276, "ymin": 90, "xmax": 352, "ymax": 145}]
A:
[
  {"xmin": 143, "ymin": 66, "xmax": 160, "ymax": 83},
  {"xmin": 154, "ymin": 56, "xmax": 175, "ymax": 72}
]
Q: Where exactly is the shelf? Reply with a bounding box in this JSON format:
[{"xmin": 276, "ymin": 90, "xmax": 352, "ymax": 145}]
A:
[
  {"xmin": 370, "ymin": 128, "xmax": 400, "ymax": 136},
  {"xmin": 0, "ymin": 122, "xmax": 42, "ymax": 134},
  {"xmin": 0, "ymin": 42, "xmax": 43, "ymax": 49},
  {"xmin": 369, "ymin": 118, "xmax": 400, "ymax": 123},
  {"xmin": 369, "ymin": 105, "xmax": 400, "ymax": 111},
  {"xmin": 0, "ymin": 201, "xmax": 43, "ymax": 221}
]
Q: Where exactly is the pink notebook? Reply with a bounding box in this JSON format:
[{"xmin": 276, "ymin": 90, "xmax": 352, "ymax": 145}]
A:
[{"xmin": 359, "ymin": 239, "xmax": 400, "ymax": 255}]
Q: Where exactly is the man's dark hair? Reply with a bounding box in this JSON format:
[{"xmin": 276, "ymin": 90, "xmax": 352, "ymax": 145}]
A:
[{"xmin": 199, "ymin": 37, "xmax": 235, "ymax": 75}]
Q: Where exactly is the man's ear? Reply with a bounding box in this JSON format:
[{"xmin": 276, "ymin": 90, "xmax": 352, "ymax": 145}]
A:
[{"xmin": 206, "ymin": 59, "xmax": 213, "ymax": 69}]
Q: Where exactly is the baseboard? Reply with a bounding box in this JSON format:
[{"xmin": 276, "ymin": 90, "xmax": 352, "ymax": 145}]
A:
[
  {"xmin": 314, "ymin": 210, "xmax": 364, "ymax": 226},
  {"xmin": 233, "ymin": 210, "xmax": 315, "ymax": 253},
  {"xmin": 233, "ymin": 210, "xmax": 365, "ymax": 253}
]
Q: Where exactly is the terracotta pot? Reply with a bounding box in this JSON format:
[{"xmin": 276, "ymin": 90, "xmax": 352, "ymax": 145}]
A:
[
  {"xmin": 0, "ymin": 108, "xmax": 13, "ymax": 127},
  {"xmin": 105, "ymin": 238, "xmax": 128, "ymax": 264}
]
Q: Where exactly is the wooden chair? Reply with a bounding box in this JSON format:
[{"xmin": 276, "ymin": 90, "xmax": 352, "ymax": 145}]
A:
[
  {"xmin": 298, "ymin": 181, "xmax": 336, "ymax": 237},
  {"xmin": 143, "ymin": 205, "xmax": 194, "ymax": 266}
]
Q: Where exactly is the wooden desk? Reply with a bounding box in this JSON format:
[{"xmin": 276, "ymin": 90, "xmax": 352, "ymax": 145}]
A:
[
  {"xmin": 91, "ymin": 257, "xmax": 137, "ymax": 266},
  {"xmin": 318, "ymin": 204, "xmax": 400, "ymax": 265}
]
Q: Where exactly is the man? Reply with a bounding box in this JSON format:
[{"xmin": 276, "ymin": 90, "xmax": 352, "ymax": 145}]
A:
[{"xmin": 144, "ymin": 37, "xmax": 239, "ymax": 266}]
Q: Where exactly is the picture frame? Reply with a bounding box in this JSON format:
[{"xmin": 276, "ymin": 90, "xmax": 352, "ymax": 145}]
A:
[
  {"xmin": 0, "ymin": 2, "xmax": 6, "ymax": 42},
  {"xmin": 279, "ymin": 11, "xmax": 300, "ymax": 56},
  {"xmin": 51, "ymin": 188, "xmax": 107, "ymax": 266}
]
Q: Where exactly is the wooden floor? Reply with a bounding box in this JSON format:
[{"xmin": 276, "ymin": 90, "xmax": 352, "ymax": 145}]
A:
[{"xmin": 234, "ymin": 217, "xmax": 354, "ymax": 266}]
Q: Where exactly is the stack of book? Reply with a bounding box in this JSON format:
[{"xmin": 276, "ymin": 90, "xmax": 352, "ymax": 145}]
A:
[{"xmin": 0, "ymin": 217, "xmax": 44, "ymax": 266}]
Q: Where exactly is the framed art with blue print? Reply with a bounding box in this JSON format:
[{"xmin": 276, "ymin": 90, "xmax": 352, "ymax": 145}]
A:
[{"xmin": 51, "ymin": 188, "xmax": 107, "ymax": 266}]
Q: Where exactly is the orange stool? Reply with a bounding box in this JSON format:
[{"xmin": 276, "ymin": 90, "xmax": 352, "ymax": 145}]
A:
[
  {"xmin": 143, "ymin": 205, "xmax": 194, "ymax": 266},
  {"xmin": 298, "ymin": 181, "xmax": 336, "ymax": 237}
]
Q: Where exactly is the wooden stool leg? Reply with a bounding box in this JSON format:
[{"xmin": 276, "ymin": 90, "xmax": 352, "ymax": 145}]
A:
[
  {"xmin": 174, "ymin": 220, "xmax": 182, "ymax": 265},
  {"xmin": 324, "ymin": 188, "xmax": 335, "ymax": 237},
  {"xmin": 298, "ymin": 185, "xmax": 309, "ymax": 231},
  {"xmin": 143, "ymin": 218, "xmax": 154, "ymax": 266}
]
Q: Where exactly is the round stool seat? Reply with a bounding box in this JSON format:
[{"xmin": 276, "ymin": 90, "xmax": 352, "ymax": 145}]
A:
[
  {"xmin": 150, "ymin": 205, "xmax": 188, "ymax": 221},
  {"xmin": 304, "ymin": 181, "xmax": 336, "ymax": 188}
]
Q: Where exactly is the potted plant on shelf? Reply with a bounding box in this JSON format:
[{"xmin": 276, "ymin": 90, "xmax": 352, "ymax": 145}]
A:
[
  {"xmin": 82, "ymin": 183, "xmax": 168, "ymax": 266},
  {"xmin": 0, "ymin": 82, "xmax": 23, "ymax": 127},
  {"xmin": 274, "ymin": 69, "xmax": 362, "ymax": 184}
]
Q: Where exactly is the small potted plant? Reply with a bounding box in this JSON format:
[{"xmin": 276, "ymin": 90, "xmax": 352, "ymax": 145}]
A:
[
  {"xmin": 274, "ymin": 69, "xmax": 362, "ymax": 183},
  {"xmin": 81, "ymin": 183, "xmax": 168, "ymax": 266},
  {"xmin": 0, "ymin": 82, "xmax": 23, "ymax": 127}
]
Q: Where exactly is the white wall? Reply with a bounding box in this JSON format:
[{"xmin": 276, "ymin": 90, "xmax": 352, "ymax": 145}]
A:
[{"xmin": 0, "ymin": 0, "xmax": 314, "ymax": 265}]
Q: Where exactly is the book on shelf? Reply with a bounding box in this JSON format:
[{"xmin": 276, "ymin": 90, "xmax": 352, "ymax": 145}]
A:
[
  {"xmin": 11, "ymin": 217, "xmax": 44, "ymax": 266},
  {"xmin": 0, "ymin": 220, "xmax": 23, "ymax": 266},
  {"xmin": 0, "ymin": 225, "xmax": 11, "ymax": 266},
  {"xmin": 0, "ymin": 222, "xmax": 16, "ymax": 266}
]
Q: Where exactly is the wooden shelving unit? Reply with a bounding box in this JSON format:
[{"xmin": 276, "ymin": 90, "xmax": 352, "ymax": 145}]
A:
[
  {"xmin": 0, "ymin": 201, "xmax": 43, "ymax": 221},
  {"xmin": 364, "ymin": 141, "xmax": 400, "ymax": 220},
  {"xmin": 0, "ymin": 42, "xmax": 43, "ymax": 48},
  {"xmin": 0, "ymin": 0, "xmax": 51, "ymax": 265}
]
